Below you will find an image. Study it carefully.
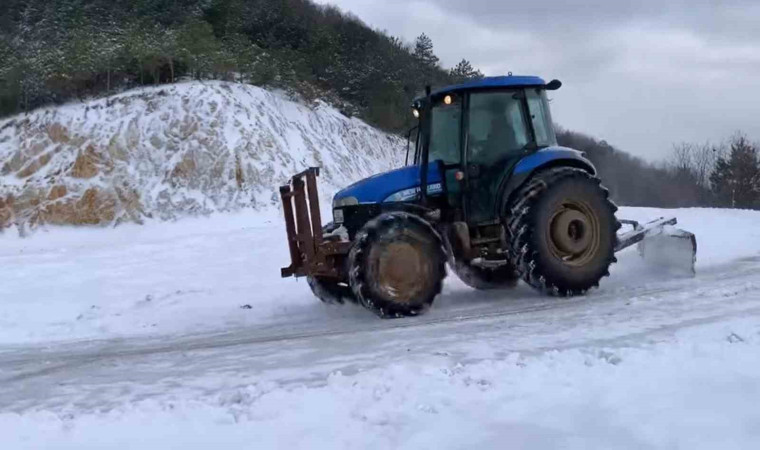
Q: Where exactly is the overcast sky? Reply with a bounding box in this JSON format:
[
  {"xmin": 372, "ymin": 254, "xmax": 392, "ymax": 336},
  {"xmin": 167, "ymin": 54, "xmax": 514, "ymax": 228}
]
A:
[{"xmin": 314, "ymin": 0, "xmax": 760, "ymax": 162}]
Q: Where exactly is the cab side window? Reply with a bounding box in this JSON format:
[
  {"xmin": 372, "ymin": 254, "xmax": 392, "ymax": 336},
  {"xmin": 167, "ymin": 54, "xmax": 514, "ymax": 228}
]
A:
[
  {"xmin": 467, "ymin": 92, "xmax": 530, "ymax": 165},
  {"xmin": 526, "ymin": 89, "xmax": 557, "ymax": 147}
]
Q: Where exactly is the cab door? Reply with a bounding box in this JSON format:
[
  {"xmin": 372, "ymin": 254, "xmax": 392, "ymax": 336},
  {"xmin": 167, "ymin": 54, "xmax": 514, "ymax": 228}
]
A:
[
  {"xmin": 464, "ymin": 90, "xmax": 532, "ymax": 224},
  {"xmin": 423, "ymin": 94, "xmax": 465, "ymax": 208}
]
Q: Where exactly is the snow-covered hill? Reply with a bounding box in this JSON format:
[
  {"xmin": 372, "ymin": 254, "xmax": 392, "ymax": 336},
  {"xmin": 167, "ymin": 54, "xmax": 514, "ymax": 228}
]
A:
[{"xmin": 0, "ymin": 82, "xmax": 403, "ymax": 233}]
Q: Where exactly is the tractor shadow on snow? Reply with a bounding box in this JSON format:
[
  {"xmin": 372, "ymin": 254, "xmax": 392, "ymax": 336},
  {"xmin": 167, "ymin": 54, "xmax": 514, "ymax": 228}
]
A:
[
  {"xmin": 298, "ymin": 248, "xmax": 703, "ymax": 324},
  {"xmin": 307, "ymin": 272, "xmax": 546, "ymax": 323}
]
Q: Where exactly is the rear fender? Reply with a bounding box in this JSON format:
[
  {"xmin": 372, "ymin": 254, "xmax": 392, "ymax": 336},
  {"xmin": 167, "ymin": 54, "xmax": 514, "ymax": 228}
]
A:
[{"xmin": 498, "ymin": 147, "xmax": 596, "ymax": 216}]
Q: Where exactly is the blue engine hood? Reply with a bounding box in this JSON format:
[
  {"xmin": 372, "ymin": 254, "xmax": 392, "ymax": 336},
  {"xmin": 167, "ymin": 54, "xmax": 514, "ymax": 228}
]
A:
[{"xmin": 333, "ymin": 162, "xmax": 443, "ymax": 205}]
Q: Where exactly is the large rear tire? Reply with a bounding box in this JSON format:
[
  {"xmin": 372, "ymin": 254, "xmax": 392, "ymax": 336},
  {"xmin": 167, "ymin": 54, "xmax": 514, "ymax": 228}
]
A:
[
  {"xmin": 348, "ymin": 212, "xmax": 446, "ymax": 318},
  {"xmin": 450, "ymin": 259, "xmax": 519, "ymax": 290},
  {"xmin": 507, "ymin": 167, "xmax": 620, "ymax": 296}
]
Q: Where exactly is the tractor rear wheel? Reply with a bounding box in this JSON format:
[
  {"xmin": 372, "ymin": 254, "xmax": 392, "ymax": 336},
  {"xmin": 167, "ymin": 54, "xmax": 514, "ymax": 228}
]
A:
[
  {"xmin": 507, "ymin": 167, "xmax": 620, "ymax": 296},
  {"xmin": 348, "ymin": 212, "xmax": 446, "ymax": 318},
  {"xmin": 450, "ymin": 259, "xmax": 519, "ymax": 290}
]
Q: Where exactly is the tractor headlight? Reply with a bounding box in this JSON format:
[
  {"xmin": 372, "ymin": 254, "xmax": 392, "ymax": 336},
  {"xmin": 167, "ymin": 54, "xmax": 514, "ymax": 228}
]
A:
[
  {"xmin": 412, "ymin": 108, "xmax": 420, "ymax": 118},
  {"xmin": 332, "ymin": 196, "xmax": 357, "ymax": 224},
  {"xmin": 333, "ymin": 208, "xmax": 344, "ymax": 224}
]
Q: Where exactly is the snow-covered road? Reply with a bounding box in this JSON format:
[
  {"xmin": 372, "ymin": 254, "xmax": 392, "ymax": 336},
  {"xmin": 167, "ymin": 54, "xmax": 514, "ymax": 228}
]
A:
[{"xmin": 2, "ymin": 207, "xmax": 760, "ymax": 449}]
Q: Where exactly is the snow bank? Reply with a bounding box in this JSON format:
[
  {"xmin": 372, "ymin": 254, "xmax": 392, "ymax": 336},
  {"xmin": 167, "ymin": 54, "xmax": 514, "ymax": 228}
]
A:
[
  {"xmin": 0, "ymin": 81, "xmax": 402, "ymax": 233},
  {"xmin": 3, "ymin": 317, "xmax": 759, "ymax": 449}
]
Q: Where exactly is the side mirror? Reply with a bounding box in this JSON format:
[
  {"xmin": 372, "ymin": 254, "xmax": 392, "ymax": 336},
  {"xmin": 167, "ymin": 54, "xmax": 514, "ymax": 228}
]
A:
[{"xmin": 545, "ymin": 79, "xmax": 562, "ymax": 90}]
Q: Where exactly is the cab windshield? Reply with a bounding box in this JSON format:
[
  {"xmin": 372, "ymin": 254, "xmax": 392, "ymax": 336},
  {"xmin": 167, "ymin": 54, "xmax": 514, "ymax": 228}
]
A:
[
  {"xmin": 412, "ymin": 87, "xmax": 556, "ymax": 165},
  {"xmin": 467, "ymin": 91, "xmax": 531, "ymax": 163}
]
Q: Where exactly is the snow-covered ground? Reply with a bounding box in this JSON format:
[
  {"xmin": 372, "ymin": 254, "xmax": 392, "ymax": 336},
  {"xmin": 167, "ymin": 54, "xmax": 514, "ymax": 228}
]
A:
[{"xmin": 2, "ymin": 206, "xmax": 760, "ymax": 449}]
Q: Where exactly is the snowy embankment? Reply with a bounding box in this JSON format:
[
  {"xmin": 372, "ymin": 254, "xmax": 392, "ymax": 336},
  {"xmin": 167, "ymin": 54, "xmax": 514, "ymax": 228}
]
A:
[
  {"xmin": 0, "ymin": 81, "xmax": 402, "ymax": 233},
  {"xmin": 1, "ymin": 207, "xmax": 760, "ymax": 448}
]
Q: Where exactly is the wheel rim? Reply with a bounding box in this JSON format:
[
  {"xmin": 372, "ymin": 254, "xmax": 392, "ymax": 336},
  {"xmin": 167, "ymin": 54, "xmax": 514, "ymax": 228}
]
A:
[
  {"xmin": 373, "ymin": 240, "xmax": 431, "ymax": 304},
  {"xmin": 546, "ymin": 200, "xmax": 601, "ymax": 267}
]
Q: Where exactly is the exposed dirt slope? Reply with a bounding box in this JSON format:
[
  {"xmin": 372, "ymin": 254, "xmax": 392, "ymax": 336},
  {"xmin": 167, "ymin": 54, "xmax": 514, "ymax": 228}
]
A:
[{"xmin": 0, "ymin": 82, "xmax": 402, "ymax": 233}]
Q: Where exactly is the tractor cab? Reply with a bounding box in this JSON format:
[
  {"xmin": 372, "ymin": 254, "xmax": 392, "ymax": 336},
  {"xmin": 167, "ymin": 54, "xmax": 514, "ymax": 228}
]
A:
[
  {"xmin": 408, "ymin": 75, "xmax": 566, "ymax": 225},
  {"xmin": 331, "ymin": 76, "xmax": 590, "ymax": 235},
  {"xmin": 329, "ymin": 75, "xmax": 599, "ymax": 258}
]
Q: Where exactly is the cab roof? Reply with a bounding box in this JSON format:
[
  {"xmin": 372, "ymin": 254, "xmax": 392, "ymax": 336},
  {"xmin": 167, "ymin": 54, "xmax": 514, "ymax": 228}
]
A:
[{"xmin": 414, "ymin": 75, "xmax": 555, "ymax": 103}]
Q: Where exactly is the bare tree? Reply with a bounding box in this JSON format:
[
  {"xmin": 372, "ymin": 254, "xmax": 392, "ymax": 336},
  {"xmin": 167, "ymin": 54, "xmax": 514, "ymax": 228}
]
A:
[
  {"xmin": 666, "ymin": 141, "xmax": 724, "ymax": 205},
  {"xmin": 670, "ymin": 142, "xmax": 694, "ymax": 176}
]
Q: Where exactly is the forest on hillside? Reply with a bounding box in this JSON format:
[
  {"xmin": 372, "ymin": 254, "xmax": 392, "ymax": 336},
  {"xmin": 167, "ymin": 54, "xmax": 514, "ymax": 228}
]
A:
[
  {"xmin": 1, "ymin": 0, "xmax": 758, "ymax": 209},
  {"xmin": 0, "ymin": 0, "xmax": 480, "ymax": 130},
  {"xmin": 558, "ymin": 131, "xmax": 760, "ymax": 210}
]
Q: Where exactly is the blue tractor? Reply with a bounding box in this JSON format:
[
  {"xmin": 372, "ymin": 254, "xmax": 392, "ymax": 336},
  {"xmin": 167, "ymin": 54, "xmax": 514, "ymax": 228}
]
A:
[{"xmin": 279, "ymin": 75, "xmax": 696, "ymax": 318}]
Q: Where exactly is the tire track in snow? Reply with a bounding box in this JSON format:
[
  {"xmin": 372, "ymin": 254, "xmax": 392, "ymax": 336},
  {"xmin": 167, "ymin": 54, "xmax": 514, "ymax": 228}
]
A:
[
  {"xmin": 1, "ymin": 255, "xmax": 758, "ymax": 382},
  {"xmin": 1, "ymin": 257, "xmax": 760, "ymax": 413}
]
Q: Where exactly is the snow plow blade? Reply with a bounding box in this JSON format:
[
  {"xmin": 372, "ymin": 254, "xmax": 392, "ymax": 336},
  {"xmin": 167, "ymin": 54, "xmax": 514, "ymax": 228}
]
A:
[{"xmin": 616, "ymin": 217, "xmax": 697, "ymax": 275}]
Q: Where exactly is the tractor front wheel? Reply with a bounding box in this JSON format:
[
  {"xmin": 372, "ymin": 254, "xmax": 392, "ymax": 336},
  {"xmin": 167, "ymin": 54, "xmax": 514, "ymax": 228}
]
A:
[
  {"xmin": 507, "ymin": 167, "xmax": 620, "ymax": 296},
  {"xmin": 348, "ymin": 212, "xmax": 446, "ymax": 318}
]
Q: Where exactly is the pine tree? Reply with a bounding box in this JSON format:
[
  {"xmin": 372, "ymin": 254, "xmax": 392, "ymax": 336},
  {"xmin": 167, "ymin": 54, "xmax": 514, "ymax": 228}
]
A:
[
  {"xmin": 709, "ymin": 135, "xmax": 760, "ymax": 209},
  {"xmin": 10, "ymin": 1, "xmax": 61, "ymax": 111},
  {"xmin": 225, "ymin": 33, "xmax": 261, "ymax": 83},
  {"xmin": 177, "ymin": 19, "xmax": 221, "ymax": 81},
  {"xmin": 413, "ymin": 33, "xmax": 439, "ymax": 68},
  {"xmin": 92, "ymin": 23, "xmax": 126, "ymax": 92},
  {"xmin": 62, "ymin": 26, "xmax": 100, "ymax": 94},
  {"xmin": 156, "ymin": 27, "xmax": 180, "ymax": 83},
  {"xmin": 449, "ymin": 59, "xmax": 484, "ymax": 83},
  {"xmin": 412, "ymin": 33, "xmax": 444, "ymax": 89},
  {"xmin": 126, "ymin": 22, "xmax": 160, "ymax": 85},
  {"xmin": 0, "ymin": 37, "xmax": 21, "ymax": 115}
]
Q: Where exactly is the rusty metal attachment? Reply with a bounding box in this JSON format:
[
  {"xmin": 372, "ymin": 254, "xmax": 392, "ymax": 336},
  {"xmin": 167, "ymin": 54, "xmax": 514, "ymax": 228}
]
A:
[{"xmin": 280, "ymin": 167, "xmax": 350, "ymax": 279}]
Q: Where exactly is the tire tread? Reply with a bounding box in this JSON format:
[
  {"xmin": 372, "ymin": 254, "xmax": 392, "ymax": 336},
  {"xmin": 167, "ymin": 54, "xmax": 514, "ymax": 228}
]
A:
[
  {"xmin": 507, "ymin": 167, "xmax": 621, "ymax": 296},
  {"xmin": 348, "ymin": 212, "xmax": 447, "ymax": 318}
]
